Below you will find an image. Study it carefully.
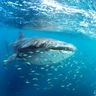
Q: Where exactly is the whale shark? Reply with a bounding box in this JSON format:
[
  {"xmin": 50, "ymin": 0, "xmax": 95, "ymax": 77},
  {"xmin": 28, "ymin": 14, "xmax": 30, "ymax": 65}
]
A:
[{"xmin": 4, "ymin": 32, "xmax": 76, "ymax": 66}]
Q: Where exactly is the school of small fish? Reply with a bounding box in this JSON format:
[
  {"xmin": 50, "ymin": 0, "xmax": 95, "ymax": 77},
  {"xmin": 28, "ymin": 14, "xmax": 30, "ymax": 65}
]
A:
[{"xmin": 14, "ymin": 53, "xmax": 86, "ymax": 92}]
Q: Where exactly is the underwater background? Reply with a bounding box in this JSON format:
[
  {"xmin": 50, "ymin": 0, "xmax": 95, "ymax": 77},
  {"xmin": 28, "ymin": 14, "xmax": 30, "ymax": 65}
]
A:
[{"xmin": 0, "ymin": 0, "xmax": 96, "ymax": 96}]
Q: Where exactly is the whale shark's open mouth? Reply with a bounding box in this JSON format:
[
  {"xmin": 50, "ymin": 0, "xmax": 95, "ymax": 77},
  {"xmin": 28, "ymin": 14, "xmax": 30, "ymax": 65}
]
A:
[{"xmin": 48, "ymin": 47, "xmax": 74, "ymax": 52}]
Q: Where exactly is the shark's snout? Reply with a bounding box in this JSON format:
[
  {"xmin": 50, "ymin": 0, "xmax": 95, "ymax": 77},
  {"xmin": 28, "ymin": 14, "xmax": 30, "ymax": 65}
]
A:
[{"xmin": 64, "ymin": 44, "xmax": 76, "ymax": 52}]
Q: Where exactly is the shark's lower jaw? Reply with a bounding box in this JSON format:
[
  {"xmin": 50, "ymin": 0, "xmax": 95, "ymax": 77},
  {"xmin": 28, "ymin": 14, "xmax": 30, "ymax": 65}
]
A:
[
  {"xmin": 17, "ymin": 48, "xmax": 75, "ymax": 65},
  {"xmin": 31, "ymin": 50, "xmax": 74, "ymax": 65}
]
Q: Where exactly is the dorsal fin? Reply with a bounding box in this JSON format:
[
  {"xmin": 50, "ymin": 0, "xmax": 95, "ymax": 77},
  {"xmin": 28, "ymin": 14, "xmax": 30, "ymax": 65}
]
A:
[{"xmin": 18, "ymin": 32, "xmax": 24, "ymax": 40}]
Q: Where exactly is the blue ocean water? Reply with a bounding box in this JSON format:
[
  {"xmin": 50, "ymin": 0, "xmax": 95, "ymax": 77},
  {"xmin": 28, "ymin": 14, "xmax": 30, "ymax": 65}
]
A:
[{"xmin": 0, "ymin": 0, "xmax": 96, "ymax": 96}]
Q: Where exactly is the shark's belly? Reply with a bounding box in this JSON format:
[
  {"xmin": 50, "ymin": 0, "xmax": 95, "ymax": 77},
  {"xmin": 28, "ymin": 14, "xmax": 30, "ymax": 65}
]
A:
[{"xmin": 17, "ymin": 50, "xmax": 74, "ymax": 65}]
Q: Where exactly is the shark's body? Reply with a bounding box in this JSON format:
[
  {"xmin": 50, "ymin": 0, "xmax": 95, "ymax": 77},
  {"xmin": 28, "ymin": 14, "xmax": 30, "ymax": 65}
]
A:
[{"xmin": 4, "ymin": 32, "xmax": 76, "ymax": 66}]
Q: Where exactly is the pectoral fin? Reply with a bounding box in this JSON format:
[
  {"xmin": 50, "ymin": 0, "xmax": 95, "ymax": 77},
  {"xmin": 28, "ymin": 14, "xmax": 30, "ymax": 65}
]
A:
[{"xmin": 3, "ymin": 53, "xmax": 17, "ymax": 67}]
